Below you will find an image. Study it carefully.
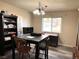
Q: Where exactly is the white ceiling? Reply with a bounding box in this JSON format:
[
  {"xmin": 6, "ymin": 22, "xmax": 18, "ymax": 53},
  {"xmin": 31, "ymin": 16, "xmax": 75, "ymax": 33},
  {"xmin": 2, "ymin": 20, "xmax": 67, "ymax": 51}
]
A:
[{"xmin": 1, "ymin": 0, "xmax": 79, "ymax": 12}]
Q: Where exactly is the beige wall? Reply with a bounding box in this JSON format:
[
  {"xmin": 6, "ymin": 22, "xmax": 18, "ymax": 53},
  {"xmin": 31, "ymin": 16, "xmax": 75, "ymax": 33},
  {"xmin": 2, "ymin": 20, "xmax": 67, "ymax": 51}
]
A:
[
  {"xmin": 0, "ymin": 1, "xmax": 32, "ymax": 34},
  {"xmin": 32, "ymin": 10, "xmax": 78, "ymax": 47}
]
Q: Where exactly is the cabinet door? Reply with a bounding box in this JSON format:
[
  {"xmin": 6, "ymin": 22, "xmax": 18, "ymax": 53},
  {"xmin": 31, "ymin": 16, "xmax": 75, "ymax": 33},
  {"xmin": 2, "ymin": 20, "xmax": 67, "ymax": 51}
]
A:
[{"xmin": 49, "ymin": 36, "xmax": 58, "ymax": 47}]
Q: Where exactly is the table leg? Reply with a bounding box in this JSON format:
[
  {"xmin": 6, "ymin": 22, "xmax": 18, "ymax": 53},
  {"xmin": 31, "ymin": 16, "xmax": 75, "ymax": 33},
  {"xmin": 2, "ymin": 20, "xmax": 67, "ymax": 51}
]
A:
[
  {"xmin": 12, "ymin": 37, "xmax": 15, "ymax": 59},
  {"xmin": 12, "ymin": 47, "xmax": 15, "ymax": 59},
  {"xmin": 35, "ymin": 44, "xmax": 39, "ymax": 59}
]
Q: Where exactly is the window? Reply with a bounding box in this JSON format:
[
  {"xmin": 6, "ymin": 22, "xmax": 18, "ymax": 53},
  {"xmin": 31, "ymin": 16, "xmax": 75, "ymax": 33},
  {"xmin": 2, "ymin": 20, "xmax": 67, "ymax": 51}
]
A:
[{"xmin": 42, "ymin": 17, "xmax": 62, "ymax": 33}]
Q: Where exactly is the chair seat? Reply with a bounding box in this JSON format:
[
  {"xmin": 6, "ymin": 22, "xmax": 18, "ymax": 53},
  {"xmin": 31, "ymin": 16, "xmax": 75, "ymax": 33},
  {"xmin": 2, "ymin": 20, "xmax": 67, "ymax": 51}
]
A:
[{"xmin": 17, "ymin": 46, "xmax": 31, "ymax": 53}]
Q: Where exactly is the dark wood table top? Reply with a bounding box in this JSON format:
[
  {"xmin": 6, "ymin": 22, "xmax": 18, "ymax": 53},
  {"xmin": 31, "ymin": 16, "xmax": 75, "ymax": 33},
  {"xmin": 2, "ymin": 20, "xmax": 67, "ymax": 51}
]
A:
[{"xmin": 17, "ymin": 34, "xmax": 48, "ymax": 44}]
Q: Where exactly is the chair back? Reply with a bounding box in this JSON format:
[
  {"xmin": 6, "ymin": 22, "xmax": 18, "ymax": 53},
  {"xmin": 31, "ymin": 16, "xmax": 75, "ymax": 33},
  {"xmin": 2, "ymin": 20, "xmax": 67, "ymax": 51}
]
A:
[
  {"xmin": 14, "ymin": 37, "xmax": 27, "ymax": 51},
  {"xmin": 39, "ymin": 37, "xmax": 49, "ymax": 50},
  {"xmin": 44, "ymin": 37, "xmax": 50, "ymax": 48}
]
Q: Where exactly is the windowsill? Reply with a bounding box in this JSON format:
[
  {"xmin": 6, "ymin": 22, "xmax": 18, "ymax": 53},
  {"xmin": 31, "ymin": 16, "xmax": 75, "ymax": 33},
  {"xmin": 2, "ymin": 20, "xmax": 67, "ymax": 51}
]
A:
[{"xmin": 42, "ymin": 32, "xmax": 59, "ymax": 36}]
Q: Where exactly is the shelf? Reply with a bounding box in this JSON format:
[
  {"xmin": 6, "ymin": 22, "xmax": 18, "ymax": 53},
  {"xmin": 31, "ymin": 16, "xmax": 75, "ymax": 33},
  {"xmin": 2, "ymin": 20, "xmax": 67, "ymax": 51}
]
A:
[
  {"xmin": 4, "ymin": 34, "xmax": 12, "ymax": 37},
  {"xmin": 4, "ymin": 28, "xmax": 16, "ymax": 30},
  {"xmin": 4, "ymin": 22, "xmax": 16, "ymax": 24},
  {"xmin": 4, "ymin": 32, "xmax": 16, "ymax": 36},
  {"xmin": 5, "ymin": 44, "xmax": 12, "ymax": 48},
  {"xmin": 4, "ymin": 40, "xmax": 12, "ymax": 44},
  {"xmin": 4, "ymin": 15, "xmax": 17, "ymax": 19},
  {"xmin": 4, "ymin": 28, "xmax": 17, "ymax": 32},
  {"xmin": 4, "ymin": 44, "xmax": 12, "ymax": 52}
]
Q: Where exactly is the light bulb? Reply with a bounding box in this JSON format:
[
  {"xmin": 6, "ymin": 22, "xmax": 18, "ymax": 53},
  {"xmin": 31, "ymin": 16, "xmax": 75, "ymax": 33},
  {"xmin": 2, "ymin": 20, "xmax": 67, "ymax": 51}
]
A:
[{"xmin": 33, "ymin": 9, "xmax": 45, "ymax": 15}]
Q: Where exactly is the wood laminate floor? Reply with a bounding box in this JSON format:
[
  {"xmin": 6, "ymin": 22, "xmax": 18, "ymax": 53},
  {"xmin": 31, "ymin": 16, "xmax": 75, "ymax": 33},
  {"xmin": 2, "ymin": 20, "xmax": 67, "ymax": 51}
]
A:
[{"xmin": 0, "ymin": 45, "xmax": 73, "ymax": 59}]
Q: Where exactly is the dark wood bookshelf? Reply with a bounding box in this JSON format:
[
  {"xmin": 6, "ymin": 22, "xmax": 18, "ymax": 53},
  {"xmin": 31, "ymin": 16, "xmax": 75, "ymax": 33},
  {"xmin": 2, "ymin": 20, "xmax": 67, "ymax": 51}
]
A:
[{"xmin": 0, "ymin": 13, "xmax": 17, "ymax": 56}]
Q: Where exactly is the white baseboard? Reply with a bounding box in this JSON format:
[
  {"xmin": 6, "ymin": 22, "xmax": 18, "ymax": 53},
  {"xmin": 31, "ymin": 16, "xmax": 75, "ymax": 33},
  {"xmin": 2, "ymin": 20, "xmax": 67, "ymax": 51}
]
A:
[{"xmin": 58, "ymin": 43, "xmax": 74, "ymax": 48}]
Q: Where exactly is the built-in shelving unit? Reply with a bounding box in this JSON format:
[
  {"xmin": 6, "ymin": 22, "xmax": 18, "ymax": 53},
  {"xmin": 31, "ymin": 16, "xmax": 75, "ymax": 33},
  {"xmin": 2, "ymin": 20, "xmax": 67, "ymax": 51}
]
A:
[{"xmin": 0, "ymin": 13, "xmax": 17, "ymax": 55}]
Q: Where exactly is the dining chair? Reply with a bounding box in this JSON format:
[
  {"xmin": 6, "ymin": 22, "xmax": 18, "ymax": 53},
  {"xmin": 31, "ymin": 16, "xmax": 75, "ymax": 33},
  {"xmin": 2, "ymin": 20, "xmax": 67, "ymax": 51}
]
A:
[
  {"xmin": 38, "ymin": 37, "xmax": 49, "ymax": 59},
  {"xmin": 14, "ymin": 36, "xmax": 31, "ymax": 59}
]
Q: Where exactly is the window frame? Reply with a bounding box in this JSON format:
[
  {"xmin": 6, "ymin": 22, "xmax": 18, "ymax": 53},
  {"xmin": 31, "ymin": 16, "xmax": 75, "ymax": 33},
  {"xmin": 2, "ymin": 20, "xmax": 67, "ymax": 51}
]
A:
[{"xmin": 42, "ymin": 17, "xmax": 62, "ymax": 33}]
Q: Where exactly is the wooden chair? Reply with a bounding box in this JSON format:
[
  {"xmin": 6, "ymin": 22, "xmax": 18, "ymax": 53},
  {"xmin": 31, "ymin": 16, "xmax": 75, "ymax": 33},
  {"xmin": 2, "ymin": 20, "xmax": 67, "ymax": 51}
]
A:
[
  {"xmin": 73, "ymin": 47, "xmax": 79, "ymax": 59},
  {"xmin": 73, "ymin": 33, "xmax": 79, "ymax": 59},
  {"xmin": 14, "ymin": 37, "xmax": 31, "ymax": 59}
]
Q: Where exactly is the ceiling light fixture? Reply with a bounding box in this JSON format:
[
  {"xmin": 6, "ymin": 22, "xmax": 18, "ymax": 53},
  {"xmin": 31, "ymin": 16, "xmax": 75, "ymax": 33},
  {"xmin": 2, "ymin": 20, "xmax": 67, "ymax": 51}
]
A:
[{"xmin": 33, "ymin": 2, "xmax": 47, "ymax": 15}]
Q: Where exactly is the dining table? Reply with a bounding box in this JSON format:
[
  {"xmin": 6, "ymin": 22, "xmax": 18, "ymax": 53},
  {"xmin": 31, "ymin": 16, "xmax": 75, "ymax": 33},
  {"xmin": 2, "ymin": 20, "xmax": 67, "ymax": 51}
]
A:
[{"xmin": 12, "ymin": 34, "xmax": 49, "ymax": 59}]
